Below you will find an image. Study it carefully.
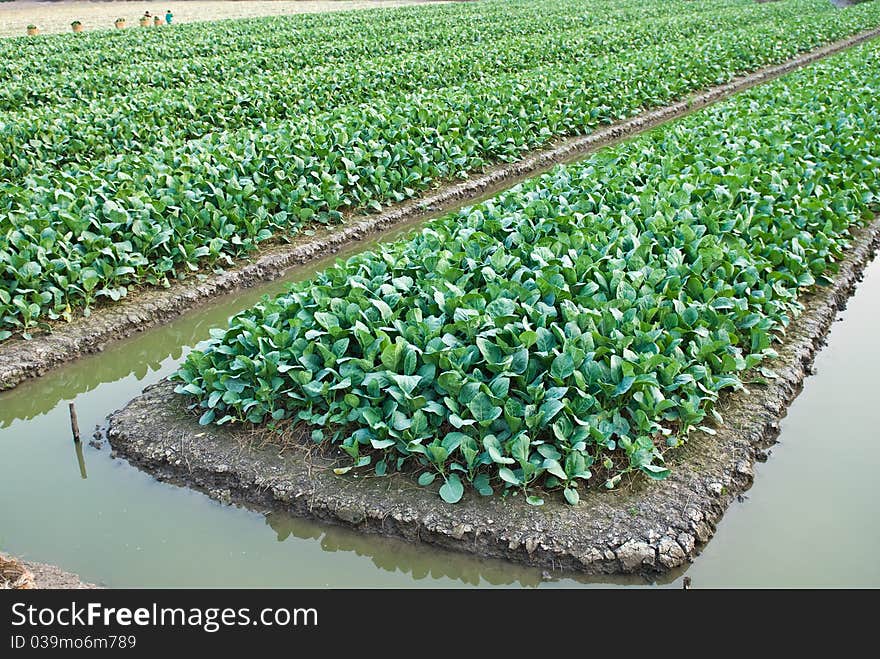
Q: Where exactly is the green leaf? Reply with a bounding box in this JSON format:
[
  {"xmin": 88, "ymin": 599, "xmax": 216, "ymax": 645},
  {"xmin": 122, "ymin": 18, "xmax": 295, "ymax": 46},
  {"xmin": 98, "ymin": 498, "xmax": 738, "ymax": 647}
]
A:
[
  {"xmin": 437, "ymin": 371, "xmax": 463, "ymax": 395},
  {"xmin": 314, "ymin": 312, "xmax": 340, "ymax": 331},
  {"xmin": 640, "ymin": 464, "xmax": 670, "ymax": 480},
  {"xmin": 538, "ymin": 399, "xmax": 564, "ymax": 424},
  {"xmin": 426, "ymin": 443, "xmax": 449, "ymax": 466},
  {"xmin": 682, "ymin": 307, "xmax": 699, "ymax": 326},
  {"xmin": 550, "ymin": 352, "xmax": 575, "ymax": 380},
  {"xmin": 473, "ymin": 473, "xmax": 493, "ymax": 496},
  {"xmin": 510, "ymin": 348, "xmax": 529, "ymax": 374},
  {"xmin": 498, "ymin": 467, "xmax": 521, "ymax": 485},
  {"xmin": 418, "ymin": 472, "xmax": 436, "ymax": 486},
  {"xmin": 439, "ymin": 474, "xmax": 464, "ymax": 504},
  {"xmin": 483, "ymin": 435, "xmax": 514, "ymax": 464},
  {"xmin": 613, "ymin": 376, "xmax": 635, "ymax": 397},
  {"xmin": 476, "ymin": 337, "xmax": 504, "ymax": 365},
  {"xmin": 536, "ymin": 328, "xmax": 556, "ymax": 353},
  {"xmin": 519, "ymin": 331, "xmax": 538, "ymax": 348},
  {"xmin": 759, "ymin": 367, "xmax": 779, "ymax": 380},
  {"xmin": 370, "ymin": 298, "xmax": 393, "ymax": 321},
  {"xmin": 467, "ymin": 391, "xmax": 501, "ymax": 425},
  {"xmin": 181, "ymin": 383, "xmax": 204, "ymax": 396},
  {"xmin": 486, "ymin": 297, "xmax": 516, "ymax": 319},
  {"xmin": 542, "ymin": 458, "xmax": 567, "ymax": 480},
  {"xmin": 511, "ymin": 434, "xmax": 530, "ymax": 464},
  {"xmin": 391, "ymin": 374, "xmax": 422, "ymax": 396}
]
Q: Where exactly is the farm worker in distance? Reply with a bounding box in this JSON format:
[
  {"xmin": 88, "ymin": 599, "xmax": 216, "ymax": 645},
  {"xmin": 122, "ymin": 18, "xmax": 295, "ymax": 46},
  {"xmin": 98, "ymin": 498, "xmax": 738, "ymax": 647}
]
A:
[{"xmin": 165, "ymin": 9, "xmax": 173, "ymax": 25}]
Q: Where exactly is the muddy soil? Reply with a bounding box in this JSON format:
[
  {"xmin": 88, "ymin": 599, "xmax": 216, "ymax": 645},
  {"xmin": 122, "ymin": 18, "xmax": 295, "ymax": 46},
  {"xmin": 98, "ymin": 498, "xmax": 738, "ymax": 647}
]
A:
[
  {"xmin": 3, "ymin": 26, "xmax": 879, "ymax": 393},
  {"xmin": 1, "ymin": 552, "xmax": 98, "ymax": 589},
  {"xmin": 107, "ymin": 220, "xmax": 880, "ymax": 575},
  {"xmin": 23, "ymin": 560, "xmax": 99, "ymax": 589}
]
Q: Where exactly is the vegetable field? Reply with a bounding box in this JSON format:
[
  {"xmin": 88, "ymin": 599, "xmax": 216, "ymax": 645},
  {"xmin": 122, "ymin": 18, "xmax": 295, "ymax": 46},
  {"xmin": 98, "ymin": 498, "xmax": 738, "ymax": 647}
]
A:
[
  {"xmin": 3, "ymin": 0, "xmax": 880, "ymax": 341},
  {"xmin": 0, "ymin": 2, "xmax": 435, "ymax": 39},
  {"xmin": 176, "ymin": 37, "xmax": 880, "ymax": 503}
]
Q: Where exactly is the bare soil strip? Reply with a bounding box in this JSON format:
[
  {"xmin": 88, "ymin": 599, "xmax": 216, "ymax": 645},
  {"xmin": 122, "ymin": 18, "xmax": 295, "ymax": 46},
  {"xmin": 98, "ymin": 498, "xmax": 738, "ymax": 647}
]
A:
[
  {"xmin": 0, "ymin": 1, "xmax": 444, "ymax": 38},
  {"xmin": 106, "ymin": 219, "xmax": 880, "ymax": 575},
  {"xmin": 2, "ymin": 27, "xmax": 880, "ymax": 392}
]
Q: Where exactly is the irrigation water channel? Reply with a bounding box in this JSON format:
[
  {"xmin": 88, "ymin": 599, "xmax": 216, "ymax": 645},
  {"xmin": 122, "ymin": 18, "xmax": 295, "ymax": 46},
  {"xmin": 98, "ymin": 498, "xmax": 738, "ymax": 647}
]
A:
[{"xmin": 1, "ymin": 222, "xmax": 879, "ymax": 588}]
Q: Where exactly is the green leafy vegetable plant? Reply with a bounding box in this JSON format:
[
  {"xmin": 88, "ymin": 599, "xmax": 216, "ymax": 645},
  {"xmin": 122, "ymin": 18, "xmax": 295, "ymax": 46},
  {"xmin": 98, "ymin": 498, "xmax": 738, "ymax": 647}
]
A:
[
  {"xmin": 5, "ymin": 0, "xmax": 880, "ymax": 341},
  {"xmin": 175, "ymin": 39, "xmax": 880, "ymax": 503}
]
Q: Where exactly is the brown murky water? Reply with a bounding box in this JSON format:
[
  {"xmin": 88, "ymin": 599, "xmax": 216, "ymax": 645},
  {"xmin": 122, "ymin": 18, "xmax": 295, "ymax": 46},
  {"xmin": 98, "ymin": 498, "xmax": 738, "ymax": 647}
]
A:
[{"xmin": 1, "ymin": 223, "xmax": 879, "ymax": 587}]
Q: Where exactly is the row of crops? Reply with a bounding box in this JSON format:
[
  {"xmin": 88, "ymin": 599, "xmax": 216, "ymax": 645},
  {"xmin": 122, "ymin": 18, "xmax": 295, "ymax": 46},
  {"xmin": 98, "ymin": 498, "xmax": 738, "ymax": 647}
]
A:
[
  {"xmin": 3, "ymin": 0, "xmax": 880, "ymax": 342},
  {"xmin": 8, "ymin": 0, "xmax": 860, "ymax": 171},
  {"xmin": 176, "ymin": 38, "xmax": 880, "ymax": 503}
]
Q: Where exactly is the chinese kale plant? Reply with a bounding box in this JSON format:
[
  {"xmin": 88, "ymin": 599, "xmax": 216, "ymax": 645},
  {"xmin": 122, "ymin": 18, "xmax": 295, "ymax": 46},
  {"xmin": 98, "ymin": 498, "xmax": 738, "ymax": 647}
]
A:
[
  {"xmin": 5, "ymin": 0, "xmax": 880, "ymax": 341},
  {"xmin": 175, "ymin": 41, "xmax": 880, "ymax": 504}
]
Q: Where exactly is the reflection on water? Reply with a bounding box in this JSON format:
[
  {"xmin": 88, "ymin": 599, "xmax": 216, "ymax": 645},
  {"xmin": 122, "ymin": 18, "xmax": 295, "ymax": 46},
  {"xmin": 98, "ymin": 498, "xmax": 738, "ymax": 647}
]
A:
[
  {"xmin": 264, "ymin": 511, "xmax": 542, "ymax": 588},
  {"xmin": 260, "ymin": 510, "xmax": 663, "ymax": 588},
  {"xmin": 74, "ymin": 441, "xmax": 88, "ymax": 480},
  {"xmin": 0, "ymin": 227, "xmax": 878, "ymax": 587},
  {"xmin": 0, "ymin": 293, "xmax": 261, "ymax": 429}
]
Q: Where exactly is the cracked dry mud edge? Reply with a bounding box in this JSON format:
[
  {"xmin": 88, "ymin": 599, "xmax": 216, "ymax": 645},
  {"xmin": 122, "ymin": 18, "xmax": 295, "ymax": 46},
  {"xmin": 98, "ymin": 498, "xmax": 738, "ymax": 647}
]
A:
[
  {"xmin": 3, "ymin": 26, "xmax": 880, "ymax": 392},
  {"xmin": 21, "ymin": 560, "xmax": 99, "ymax": 590},
  {"xmin": 1, "ymin": 552, "xmax": 98, "ymax": 589},
  {"xmin": 107, "ymin": 220, "xmax": 880, "ymax": 576}
]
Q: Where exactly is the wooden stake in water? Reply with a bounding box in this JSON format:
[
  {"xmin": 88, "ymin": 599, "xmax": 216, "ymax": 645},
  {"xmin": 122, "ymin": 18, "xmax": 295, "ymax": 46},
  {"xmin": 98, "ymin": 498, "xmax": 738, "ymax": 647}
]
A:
[
  {"xmin": 74, "ymin": 441, "xmax": 88, "ymax": 480},
  {"xmin": 69, "ymin": 402, "xmax": 80, "ymax": 443}
]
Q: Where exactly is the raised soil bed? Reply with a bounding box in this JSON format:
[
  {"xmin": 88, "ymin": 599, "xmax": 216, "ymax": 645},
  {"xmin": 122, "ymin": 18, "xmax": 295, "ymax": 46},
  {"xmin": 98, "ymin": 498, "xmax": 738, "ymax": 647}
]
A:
[{"xmin": 106, "ymin": 219, "xmax": 880, "ymax": 575}]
